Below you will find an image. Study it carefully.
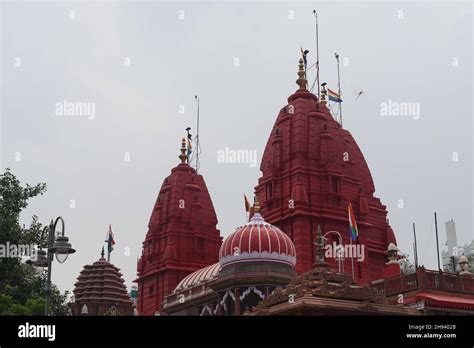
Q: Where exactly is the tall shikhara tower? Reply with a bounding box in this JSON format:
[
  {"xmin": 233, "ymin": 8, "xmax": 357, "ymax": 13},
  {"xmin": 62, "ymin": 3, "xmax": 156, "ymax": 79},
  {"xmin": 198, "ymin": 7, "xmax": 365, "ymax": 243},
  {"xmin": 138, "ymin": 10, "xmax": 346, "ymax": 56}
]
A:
[
  {"xmin": 255, "ymin": 59, "xmax": 396, "ymax": 283},
  {"xmin": 136, "ymin": 139, "xmax": 222, "ymax": 315}
]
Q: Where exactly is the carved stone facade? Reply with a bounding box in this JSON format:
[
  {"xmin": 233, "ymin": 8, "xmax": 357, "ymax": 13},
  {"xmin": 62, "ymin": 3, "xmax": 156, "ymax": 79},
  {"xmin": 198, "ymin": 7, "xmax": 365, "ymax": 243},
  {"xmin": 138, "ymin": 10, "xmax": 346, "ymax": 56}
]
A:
[
  {"xmin": 71, "ymin": 256, "xmax": 134, "ymax": 316},
  {"xmin": 255, "ymin": 73, "xmax": 396, "ymax": 282},
  {"xmin": 248, "ymin": 262, "xmax": 420, "ymax": 316},
  {"xmin": 135, "ymin": 141, "xmax": 222, "ymax": 315}
]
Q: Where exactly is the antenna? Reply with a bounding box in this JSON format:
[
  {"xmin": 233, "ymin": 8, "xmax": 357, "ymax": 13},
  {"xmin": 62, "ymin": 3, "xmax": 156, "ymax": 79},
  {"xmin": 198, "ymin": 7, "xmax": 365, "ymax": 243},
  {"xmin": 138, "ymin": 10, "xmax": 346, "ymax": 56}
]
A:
[{"xmin": 313, "ymin": 10, "xmax": 320, "ymax": 101}]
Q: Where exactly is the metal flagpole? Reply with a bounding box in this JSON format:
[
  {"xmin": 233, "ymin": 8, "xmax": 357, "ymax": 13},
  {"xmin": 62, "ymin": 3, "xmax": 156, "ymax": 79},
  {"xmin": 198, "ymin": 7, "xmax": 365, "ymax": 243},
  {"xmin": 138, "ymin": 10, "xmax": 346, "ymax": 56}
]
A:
[
  {"xmin": 313, "ymin": 10, "xmax": 320, "ymax": 101},
  {"xmin": 434, "ymin": 212, "xmax": 441, "ymax": 271},
  {"xmin": 194, "ymin": 95, "xmax": 200, "ymax": 174},
  {"xmin": 413, "ymin": 222, "xmax": 418, "ymax": 268},
  {"xmin": 335, "ymin": 53, "xmax": 343, "ymax": 127},
  {"xmin": 350, "ymin": 238, "xmax": 355, "ymax": 279}
]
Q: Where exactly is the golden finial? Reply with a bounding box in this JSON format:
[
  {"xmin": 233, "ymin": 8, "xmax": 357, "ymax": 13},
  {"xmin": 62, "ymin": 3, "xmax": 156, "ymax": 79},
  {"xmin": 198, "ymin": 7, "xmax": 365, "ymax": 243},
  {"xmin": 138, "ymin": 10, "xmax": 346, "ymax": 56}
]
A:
[
  {"xmin": 296, "ymin": 58, "xmax": 308, "ymax": 90},
  {"xmin": 320, "ymin": 82, "xmax": 328, "ymax": 105},
  {"xmin": 179, "ymin": 137, "xmax": 187, "ymax": 163},
  {"xmin": 253, "ymin": 196, "xmax": 260, "ymax": 213}
]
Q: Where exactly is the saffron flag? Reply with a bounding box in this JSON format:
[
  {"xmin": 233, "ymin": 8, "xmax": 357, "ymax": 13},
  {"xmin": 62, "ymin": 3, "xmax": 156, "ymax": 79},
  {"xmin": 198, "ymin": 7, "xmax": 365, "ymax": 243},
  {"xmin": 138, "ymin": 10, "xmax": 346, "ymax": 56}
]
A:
[
  {"xmin": 107, "ymin": 224, "xmax": 116, "ymax": 253},
  {"xmin": 244, "ymin": 194, "xmax": 250, "ymax": 212},
  {"xmin": 348, "ymin": 203, "xmax": 359, "ymax": 241},
  {"xmin": 328, "ymin": 88, "xmax": 343, "ymax": 103}
]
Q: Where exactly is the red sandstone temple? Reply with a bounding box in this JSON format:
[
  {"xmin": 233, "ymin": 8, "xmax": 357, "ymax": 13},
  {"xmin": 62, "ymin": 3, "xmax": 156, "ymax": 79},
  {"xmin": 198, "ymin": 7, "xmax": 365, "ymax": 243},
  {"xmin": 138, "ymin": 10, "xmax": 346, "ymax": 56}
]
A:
[
  {"xmin": 134, "ymin": 58, "xmax": 474, "ymax": 316},
  {"xmin": 71, "ymin": 248, "xmax": 134, "ymax": 316}
]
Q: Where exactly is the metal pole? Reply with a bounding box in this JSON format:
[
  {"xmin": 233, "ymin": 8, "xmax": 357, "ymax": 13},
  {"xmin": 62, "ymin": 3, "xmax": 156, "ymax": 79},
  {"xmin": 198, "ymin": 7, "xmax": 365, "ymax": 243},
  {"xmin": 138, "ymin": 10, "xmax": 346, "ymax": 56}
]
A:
[
  {"xmin": 44, "ymin": 220, "xmax": 54, "ymax": 316},
  {"xmin": 195, "ymin": 95, "xmax": 200, "ymax": 174},
  {"xmin": 413, "ymin": 222, "xmax": 418, "ymax": 268},
  {"xmin": 335, "ymin": 53, "xmax": 343, "ymax": 127},
  {"xmin": 350, "ymin": 238, "xmax": 355, "ymax": 279},
  {"xmin": 313, "ymin": 10, "xmax": 320, "ymax": 101},
  {"xmin": 434, "ymin": 212, "xmax": 441, "ymax": 271}
]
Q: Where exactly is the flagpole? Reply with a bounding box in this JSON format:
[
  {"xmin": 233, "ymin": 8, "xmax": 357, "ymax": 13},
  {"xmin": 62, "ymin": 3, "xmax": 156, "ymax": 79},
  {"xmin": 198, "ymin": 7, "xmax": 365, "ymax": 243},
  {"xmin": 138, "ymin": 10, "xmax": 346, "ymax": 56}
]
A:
[
  {"xmin": 413, "ymin": 222, "xmax": 418, "ymax": 268},
  {"xmin": 335, "ymin": 53, "xmax": 343, "ymax": 127},
  {"xmin": 434, "ymin": 212, "xmax": 441, "ymax": 271},
  {"xmin": 313, "ymin": 10, "xmax": 320, "ymax": 101},
  {"xmin": 194, "ymin": 95, "xmax": 200, "ymax": 174},
  {"xmin": 185, "ymin": 127, "xmax": 192, "ymax": 165},
  {"xmin": 350, "ymin": 237, "xmax": 355, "ymax": 279},
  {"xmin": 105, "ymin": 231, "xmax": 111, "ymax": 262}
]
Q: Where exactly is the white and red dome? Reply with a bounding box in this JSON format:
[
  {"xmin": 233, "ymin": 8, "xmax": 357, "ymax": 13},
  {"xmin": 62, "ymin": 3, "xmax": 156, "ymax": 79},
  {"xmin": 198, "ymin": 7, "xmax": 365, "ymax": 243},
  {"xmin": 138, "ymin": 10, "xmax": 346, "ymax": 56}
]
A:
[{"xmin": 219, "ymin": 210, "xmax": 296, "ymax": 268}]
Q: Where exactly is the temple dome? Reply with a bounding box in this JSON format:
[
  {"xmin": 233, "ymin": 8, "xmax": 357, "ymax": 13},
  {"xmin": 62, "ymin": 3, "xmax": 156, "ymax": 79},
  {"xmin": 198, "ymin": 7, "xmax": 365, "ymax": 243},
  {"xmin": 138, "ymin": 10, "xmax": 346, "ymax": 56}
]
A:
[
  {"xmin": 71, "ymin": 254, "xmax": 133, "ymax": 316},
  {"xmin": 173, "ymin": 262, "xmax": 220, "ymax": 293},
  {"xmin": 219, "ymin": 208, "xmax": 296, "ymax": 268}
]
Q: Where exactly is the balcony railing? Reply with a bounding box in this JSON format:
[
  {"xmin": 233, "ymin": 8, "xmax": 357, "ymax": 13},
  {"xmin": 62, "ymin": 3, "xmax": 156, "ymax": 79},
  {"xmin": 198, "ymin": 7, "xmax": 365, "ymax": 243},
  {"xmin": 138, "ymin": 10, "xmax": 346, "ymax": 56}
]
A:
[{"xmin": 372, "ymin": 267, "xmax": 474, "ymax": 298}]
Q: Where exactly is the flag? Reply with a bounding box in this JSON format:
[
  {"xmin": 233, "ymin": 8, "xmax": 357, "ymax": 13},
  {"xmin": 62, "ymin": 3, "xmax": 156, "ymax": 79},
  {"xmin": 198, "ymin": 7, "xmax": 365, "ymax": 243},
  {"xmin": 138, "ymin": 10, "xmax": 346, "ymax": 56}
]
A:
[
  {"xmin": 328, "ymin": 88, "xmax": 343, "ymax": 103},
  {"xmin": 107, "ymin": 224, "xmax": 116, "ymax": 253},
  {"xmin": 243, "ymin": 194, "xmax": 250, "ymax": 212},
  {"xmin": 348, "ymin": 203, "xmax": 359, "ymax": 241}
]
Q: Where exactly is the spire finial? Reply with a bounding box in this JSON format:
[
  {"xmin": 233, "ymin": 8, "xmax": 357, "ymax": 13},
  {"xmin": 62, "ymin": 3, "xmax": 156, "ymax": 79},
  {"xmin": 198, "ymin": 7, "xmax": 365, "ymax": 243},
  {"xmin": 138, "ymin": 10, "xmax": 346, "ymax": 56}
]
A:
[
  {"xmin": 253, "ymin": 196, "xmax": 260, "ymax": 213},
  {"xmin": 296, "ymin": 58, "xmax": 307, "ymax": 89},
  {"xmin": 179, "ymin": 137, "xmax": 188, "ymax": 164},
  {"xmin": 320, "ymin": 82, "xmax": 328, "ymax": 104},
  {"xmin": 101, "ymin": 246, "xmax": 105, "ymax": 260}
]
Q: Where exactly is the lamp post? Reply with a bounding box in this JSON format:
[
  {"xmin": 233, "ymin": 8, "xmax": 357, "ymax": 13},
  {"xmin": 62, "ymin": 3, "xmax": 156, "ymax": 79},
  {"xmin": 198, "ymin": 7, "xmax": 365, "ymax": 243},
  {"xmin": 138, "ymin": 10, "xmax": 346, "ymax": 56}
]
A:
[{"xmin": 27, "ymin": 217, "xmax": 75, "ymax": 316}]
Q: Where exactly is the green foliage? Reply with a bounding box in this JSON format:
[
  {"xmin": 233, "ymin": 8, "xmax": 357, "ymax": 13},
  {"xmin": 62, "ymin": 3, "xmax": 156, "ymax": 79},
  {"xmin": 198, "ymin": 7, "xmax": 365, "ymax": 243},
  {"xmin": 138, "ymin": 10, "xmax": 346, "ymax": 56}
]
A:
[{"xmin": 0, "ymin": 168, "xmax": 69, "ymax": 315}]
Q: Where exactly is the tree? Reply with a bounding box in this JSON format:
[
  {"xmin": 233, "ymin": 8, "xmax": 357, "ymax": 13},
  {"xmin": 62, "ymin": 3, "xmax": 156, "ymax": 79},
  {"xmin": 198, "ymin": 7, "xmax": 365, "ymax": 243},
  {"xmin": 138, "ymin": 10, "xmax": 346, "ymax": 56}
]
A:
[{"xmin": 0, "ymin": 168, "xmax": 70, "ymax": 315}]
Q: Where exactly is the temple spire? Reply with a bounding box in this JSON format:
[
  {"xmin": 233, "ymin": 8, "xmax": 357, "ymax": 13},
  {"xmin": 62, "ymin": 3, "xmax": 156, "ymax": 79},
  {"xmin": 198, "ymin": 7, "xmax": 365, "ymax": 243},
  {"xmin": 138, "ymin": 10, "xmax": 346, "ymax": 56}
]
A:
[
  {"xmin": 178, "ymin": 137, "xmax": 188, "ymax": 164},
  {"xmin": 296, "ymin": 58, "xmax": 308, "ymax": 90},
  {"xmin": 100, "ymin": 246, "xmax": 105, "ymax": 260}
]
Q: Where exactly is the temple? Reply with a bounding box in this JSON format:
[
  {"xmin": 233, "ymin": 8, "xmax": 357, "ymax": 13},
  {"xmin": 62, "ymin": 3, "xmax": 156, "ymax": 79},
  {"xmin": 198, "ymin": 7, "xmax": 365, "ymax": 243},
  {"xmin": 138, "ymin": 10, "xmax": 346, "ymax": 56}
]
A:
[
  {"xmin": 134, "ymin": 58, "xmax": 474, "ymax": 316},
  {"xmin": 70, "ymin": 247, "xmax": 134, "ymax": 316},
  {"xmin": 135, "ymin": 138, "xmax": 222, "ymax": 314},
  {"xmin": 255, "ymin": 58, "xmax": 395, "ymax": 281}
]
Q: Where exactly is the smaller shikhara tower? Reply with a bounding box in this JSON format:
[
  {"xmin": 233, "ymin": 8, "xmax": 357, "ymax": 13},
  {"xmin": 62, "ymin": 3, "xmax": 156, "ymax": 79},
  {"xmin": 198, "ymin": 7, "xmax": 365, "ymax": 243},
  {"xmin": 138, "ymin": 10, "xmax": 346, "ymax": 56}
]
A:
[
  {"xmin": 135, "ymin": 139, "xmax": 222, "ymax": 315},
  {"xmin": 255, "ymin": 59, "xmax": 396, "ymax": 283}
]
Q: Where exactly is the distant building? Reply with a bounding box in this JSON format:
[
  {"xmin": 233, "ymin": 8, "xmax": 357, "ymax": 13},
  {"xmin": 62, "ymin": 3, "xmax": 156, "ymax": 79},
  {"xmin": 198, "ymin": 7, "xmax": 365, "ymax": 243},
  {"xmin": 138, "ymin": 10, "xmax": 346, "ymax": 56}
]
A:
[
  {"xmin": 445, "ymin": 219, "xmax": 458, "ymax": 256},
  {"xmin": 441, "ymin": 219, "xmax": 474, "ymax": 273}
]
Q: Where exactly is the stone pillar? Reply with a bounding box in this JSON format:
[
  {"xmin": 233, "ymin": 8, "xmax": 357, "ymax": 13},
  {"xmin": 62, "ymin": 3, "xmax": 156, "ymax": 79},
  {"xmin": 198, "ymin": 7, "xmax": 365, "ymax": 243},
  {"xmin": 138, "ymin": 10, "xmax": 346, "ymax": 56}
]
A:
[{"xmin": 234, "ymin": 288, "xmax": 241, "ymax": 315}]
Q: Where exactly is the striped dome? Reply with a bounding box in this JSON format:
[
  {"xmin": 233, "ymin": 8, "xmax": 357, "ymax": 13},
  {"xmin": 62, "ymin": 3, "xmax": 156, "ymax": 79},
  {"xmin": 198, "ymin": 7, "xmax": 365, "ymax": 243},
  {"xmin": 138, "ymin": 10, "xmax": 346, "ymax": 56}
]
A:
[
  {"xmin": 173, "ymin": 263, "xmax": 220, "ymax": 293},
  {"xmin": 219, "ymin": 212, "xmax": 296, "ymax": 267}
]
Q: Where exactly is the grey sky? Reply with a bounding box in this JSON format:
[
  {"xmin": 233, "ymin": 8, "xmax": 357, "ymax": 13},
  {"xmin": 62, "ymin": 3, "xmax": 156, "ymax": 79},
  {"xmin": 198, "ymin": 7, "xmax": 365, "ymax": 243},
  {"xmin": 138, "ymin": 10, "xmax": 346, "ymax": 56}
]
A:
[{"xmin": 1, "ymin": 1, "xmax": 472, "ymax": 294}]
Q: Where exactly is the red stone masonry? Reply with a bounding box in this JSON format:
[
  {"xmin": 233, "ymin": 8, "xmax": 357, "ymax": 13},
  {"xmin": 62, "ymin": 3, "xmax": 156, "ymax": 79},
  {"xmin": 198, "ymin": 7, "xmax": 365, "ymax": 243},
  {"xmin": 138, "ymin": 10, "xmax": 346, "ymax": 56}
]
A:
[
  {"xmin": 255, "ymin": 86, "xmax": 397, "ymax": 284},
  {"xmin": 72, "ymin": 258, "xmax": 134, "ymax": 315},
  {"xmin": 135, "ymin": 162, "xmax": 222, "ymax": 314}
]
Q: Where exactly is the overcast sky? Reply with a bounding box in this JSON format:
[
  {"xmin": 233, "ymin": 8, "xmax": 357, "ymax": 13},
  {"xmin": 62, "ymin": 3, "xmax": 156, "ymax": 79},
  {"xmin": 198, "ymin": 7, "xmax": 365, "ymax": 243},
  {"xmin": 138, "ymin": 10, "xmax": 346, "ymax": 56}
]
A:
[{"xmin": 1, "ymin": 1, "xmax": 472, "ymax": 295}]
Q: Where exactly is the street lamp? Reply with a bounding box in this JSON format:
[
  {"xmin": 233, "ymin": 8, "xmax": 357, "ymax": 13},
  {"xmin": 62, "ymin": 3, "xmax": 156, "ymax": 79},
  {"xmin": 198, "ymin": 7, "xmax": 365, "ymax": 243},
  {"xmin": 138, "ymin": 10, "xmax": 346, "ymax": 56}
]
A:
[{"xmin": 26, "ymin": 216, "xmax": 75, "ymax": 315}]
